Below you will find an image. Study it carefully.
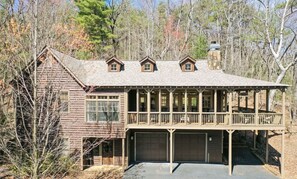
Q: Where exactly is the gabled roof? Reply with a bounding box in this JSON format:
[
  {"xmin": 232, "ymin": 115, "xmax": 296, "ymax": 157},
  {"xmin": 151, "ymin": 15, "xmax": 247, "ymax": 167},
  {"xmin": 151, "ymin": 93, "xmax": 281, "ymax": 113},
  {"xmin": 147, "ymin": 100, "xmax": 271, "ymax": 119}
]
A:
[
  {"xmin": 37, "ymin": 48, "xmax": 288, "ymax": 89},
  {"xmin": 106, "ymin": 56, "xmax": 124, "ymax": 65},
  {"xmin": 179, "ymin": 55, "xmax": 196, "ymax": 65},
  {"xmin": 139, "ymin": 56, "xmax": 156, "ymax": 64}
]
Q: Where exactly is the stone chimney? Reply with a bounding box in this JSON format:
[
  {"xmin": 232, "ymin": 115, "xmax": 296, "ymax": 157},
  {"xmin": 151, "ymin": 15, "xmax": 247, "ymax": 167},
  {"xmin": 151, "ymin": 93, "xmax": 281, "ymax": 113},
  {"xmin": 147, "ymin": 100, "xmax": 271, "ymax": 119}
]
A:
[{"xmin": 207, "ymin": 41, "xmax": 221, "ymax": 70}]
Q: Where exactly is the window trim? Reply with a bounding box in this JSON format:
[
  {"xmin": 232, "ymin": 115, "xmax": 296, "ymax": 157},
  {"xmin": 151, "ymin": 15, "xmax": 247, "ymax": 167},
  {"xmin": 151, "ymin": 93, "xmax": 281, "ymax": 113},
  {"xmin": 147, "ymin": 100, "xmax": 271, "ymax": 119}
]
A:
[
  {"xmin": 60, "ymin": 90, "xmax": 69, "ymax": 113},
  {"xmin": 184, "ymin": 63, "xmax": 192, "ymax": 71},
  {"xmin": 85, "ymin": 94, "xmax": 120, "ymax": 123},
  {"xmin": 110, "ymin": 63, "xmax": 117, "ymax": 71},
  {"xmin": 144, "ymin": 63, "xmax": 151, "ymax": 71},
  {"xmin": 62, "ymin": 137, "xmax": 70, "ymax": 155}
]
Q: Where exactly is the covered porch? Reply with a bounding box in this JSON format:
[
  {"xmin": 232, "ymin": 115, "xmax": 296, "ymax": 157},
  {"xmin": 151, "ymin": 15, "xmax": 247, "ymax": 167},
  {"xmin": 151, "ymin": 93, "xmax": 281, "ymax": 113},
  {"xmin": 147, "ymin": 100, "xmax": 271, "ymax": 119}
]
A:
[{"xmin": 126, "ymin": 88, "xmax": 285, "ymax": 128}]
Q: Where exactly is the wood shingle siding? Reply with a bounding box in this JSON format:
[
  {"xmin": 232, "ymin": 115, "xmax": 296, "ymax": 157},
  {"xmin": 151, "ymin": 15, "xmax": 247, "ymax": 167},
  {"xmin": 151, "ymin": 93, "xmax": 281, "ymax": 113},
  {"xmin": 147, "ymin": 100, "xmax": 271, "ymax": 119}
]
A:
[{"xmin": 37, "ymin": 54, "xmax": 125, "ymax": 153}]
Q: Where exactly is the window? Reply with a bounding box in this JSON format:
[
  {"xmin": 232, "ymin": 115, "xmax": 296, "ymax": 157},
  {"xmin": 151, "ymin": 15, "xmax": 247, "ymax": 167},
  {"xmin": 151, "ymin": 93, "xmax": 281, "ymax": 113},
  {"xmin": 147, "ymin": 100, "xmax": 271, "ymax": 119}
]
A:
[
  {"xmin": 60, "ymin": 91, "xmax": 69, "ymax": 112},
  {"xmin": 185, "ymin": 63, "xmax": 192, "ymax": 71},
  {"xmin": 161, "ymin": 96, "xmax": 167, "ymax": 107},
  {"xmin": 110, "ymin": 63, "xmax": 117, "ymax": 71},
  {"xmin": 61, "ymin": 138, "xmax": 70, "ymax": 155},
  {"xmin": 144, "ymin": 63, "xmax": 151, "ymax": 71},
  {"xmin": 86, "ymin": 95, "xmax": 119, "ymax": 122}
]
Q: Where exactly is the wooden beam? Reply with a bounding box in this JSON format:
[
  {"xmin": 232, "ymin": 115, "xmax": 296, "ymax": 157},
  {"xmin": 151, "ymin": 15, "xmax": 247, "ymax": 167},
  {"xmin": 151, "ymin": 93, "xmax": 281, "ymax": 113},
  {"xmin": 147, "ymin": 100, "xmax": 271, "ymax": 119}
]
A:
[
  {"xmin": 185, "ymin": 89, "xmax": 188, "ymax": 124},
  {"xmin": 265, "ymin": 130, "xmax": 269, "ymax": 164},
  {"xmin": 122, "ymin": 138, "xmax": 125, "ymax": 167},
  {"xmin": 136, "ymin": 89, "xmax": 139, "ymax": 125},
  {"xmin": 245, "ymin": 90, "xmax": 248, "ymax": 111},
  {"xmin": 168, "ymin": 129, "xmax": 175, "ymax": 173},
  {"xmin": 255, "ymin": 91, "xmax": 259, "ymax": 125},
  {"xmin": 199, "ymin": 91, "xmax": 203, "ymax": 125},
  {"xmin": 227, "ymin": 130, "xmax": 234, "ymax": 175},
  {"xmin": 214, "ymin": 90, "xmax": 217, "ymax": 125},
  {"xmin": 282, "ymin": 90, "xmax": 286, "ymax": 126},
  {"xmin": 159, "ymin": 89, "xmax": 162, "ymax": 125},
  {"xmin": 147, "ymin": 90, "xmax": 151, "ymax": 125},
  {"xmin": 170, "ymin": 91, "xmax": 173, "ymax": 125},
  {"xmin": 266, "ymin": 89, "xmax": 270, "ymax": 112},
  {"xmin": 228, "ymin": 91, "xmax": 233, "ymax": 125},
  {"xmin": 281, "ymin": 130, "xmax": 285, "ymax": 178}
]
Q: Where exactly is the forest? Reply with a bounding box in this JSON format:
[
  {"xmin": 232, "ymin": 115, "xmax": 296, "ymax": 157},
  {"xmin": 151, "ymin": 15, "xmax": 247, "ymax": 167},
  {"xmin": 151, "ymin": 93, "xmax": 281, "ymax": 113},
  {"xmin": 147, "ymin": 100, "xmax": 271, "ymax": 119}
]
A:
[{"xmin": 0, "ymin": 0, "xmax": 296, "ymax": 178}]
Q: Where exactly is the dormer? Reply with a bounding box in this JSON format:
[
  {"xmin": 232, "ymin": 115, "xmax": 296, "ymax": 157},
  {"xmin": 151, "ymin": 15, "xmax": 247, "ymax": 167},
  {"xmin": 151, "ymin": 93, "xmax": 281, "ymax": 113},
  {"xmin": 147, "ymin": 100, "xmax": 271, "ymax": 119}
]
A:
[
  {"xmin": 139, "ymin": 56, "xmax": 156, "ymax": 72},
  {"xmin": 106, "ymin": 56, "xmax": 124, "ymax": 72},
  {"xmin": 179, "ymin": 55, "xmax": 196, "ymax": 72}
]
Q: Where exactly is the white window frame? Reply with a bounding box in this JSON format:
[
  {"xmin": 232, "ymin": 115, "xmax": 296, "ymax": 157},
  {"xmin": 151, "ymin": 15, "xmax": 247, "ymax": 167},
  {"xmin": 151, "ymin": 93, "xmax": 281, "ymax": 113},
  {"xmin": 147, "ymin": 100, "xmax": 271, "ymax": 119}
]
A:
[
  {"xmin": 110, "ymin": 63, "xmax": 117, "ymax": 71},
  {"xmin": 144, "ymin": 63, "xmax": 151, "ymax": 71},
  {"xmin": 85, "ymin": 95, "xmax": 120, "ymax": 123}
]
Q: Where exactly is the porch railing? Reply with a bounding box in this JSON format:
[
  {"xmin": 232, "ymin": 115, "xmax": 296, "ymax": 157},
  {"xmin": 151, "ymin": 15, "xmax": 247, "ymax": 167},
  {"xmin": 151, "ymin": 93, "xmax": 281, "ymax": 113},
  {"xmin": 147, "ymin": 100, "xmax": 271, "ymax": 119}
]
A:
[{"xmin": 127, "ymin": 112, "xmax": 283, "ymax": 127}]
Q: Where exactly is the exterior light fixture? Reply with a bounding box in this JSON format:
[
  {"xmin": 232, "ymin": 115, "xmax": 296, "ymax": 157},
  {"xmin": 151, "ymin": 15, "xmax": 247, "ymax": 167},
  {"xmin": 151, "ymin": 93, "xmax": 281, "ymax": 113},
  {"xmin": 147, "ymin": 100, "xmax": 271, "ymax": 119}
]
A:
[
  {"xmin": 209, "ymin": 136, "xmax": 212, "ymax": 142},
  {"xmin": 131, "ymin": 136, "xmax": 134, "ymax": 140}
]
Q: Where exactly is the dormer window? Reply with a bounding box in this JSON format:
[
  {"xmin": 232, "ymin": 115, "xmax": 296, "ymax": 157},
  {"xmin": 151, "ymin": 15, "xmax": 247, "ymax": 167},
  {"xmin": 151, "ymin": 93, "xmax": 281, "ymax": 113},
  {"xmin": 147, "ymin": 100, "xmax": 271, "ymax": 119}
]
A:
[
  {"xmin": 185, "ymin": 63, "xmax": 192, "ymax": 71},
  {"xmin": 106, "ymin": 56, "xmax": 124, "ymax": 72},
  {"xmin": 140, "ymin": 56, "xmax": 156, "ymax": 72},
  {"xmin": 144, "ymin": 63, "xmax": 151, "ymax": 71},
  {"xmin": 179, "ymin": 55, "xmax": 196, "ymax": 72},
  {"xmin": 111, "ymin": 63, "xmax": 117, "ymax": 71}
]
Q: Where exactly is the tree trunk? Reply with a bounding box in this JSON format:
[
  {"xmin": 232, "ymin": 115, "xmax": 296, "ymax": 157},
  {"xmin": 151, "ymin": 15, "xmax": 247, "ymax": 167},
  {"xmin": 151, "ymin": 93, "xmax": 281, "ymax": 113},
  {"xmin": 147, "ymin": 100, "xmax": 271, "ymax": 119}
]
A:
[{"xmin": 269, "ymin": 69, "xmax": 286, "ymax": 110}]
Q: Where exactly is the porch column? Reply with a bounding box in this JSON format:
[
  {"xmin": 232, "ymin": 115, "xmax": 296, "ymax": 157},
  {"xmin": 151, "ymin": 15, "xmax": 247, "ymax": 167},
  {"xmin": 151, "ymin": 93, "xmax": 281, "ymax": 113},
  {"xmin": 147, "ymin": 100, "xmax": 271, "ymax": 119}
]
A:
[
  {"xmin": 237, "ymin": 91, "xmax": 240, "ymax": 111},
  {"xmin": 147, "ymin": 90, "xmax": 151, "ymax": 125},
  {"xmin": 266, "ymin": 89, "xmax": 270, "ymax": 112},
  {"xmin": 136, "ymin": 89, "xmax": 139, "ymax": 125},
  {"xmin": 245, "ymin": 90, "xmax": 248, "ymax": 111},
  {"xmin": 124, "ymin": 89, "xmax": 129, "ymax": 126},
  {"xmin": 81, "ymin": 137, "xmax": 83, "ymax": 170},
  {"xmin": 159, "ymin": 89, "xmax": 162, "ymax": 125},
  {"xmin": 255, "ymin": 90, "xmax": 259, "ymax": 125},
  {"xmin": 185, "ymin": 89, "xmax": 188, "ymax": 124},
  {"xmin": 224, "ymin": 91, "xmax": 228, "ymax": 111},
  {"xmin": 122, "ymin": 138, "xmax": 125, "ymax": 167},
  {"xmin": 199, "ymin": 90, "xmax": 203, "ymax": 125},
  {"xmin": 228, "ymin": 91, "xmax": 233, "ymax": 125},
  {"xmin": 265, "ymin": 130, "xmax": 269, "ymax": 163},
  {"xmin": 228, "ymin": 130, "xmax": 234, "ymax": 175},
  {"xmin": 253, "ymin": 130, "xmax": 257, "ymax": 149},
  {"xmin": 126, "ymin": 132, "xmax": 130, "ymax": 167},
  {"xmin": 168, "ymin": 129, "xmax": 175, "ymax": 173},
  {"xmin": 281, "ymin": 130, "xmax": 285, "ymax": 178},
  {"xmin": 169, "ymin": 90, "xmax": 173, "ymax": 125},
  {"xmin": 214, "ymin": 90, "xmax": 217, "ymax": 125},
  {"xmin": 282, "ymin": 89, "xmax": 286, "ymax": 126}
]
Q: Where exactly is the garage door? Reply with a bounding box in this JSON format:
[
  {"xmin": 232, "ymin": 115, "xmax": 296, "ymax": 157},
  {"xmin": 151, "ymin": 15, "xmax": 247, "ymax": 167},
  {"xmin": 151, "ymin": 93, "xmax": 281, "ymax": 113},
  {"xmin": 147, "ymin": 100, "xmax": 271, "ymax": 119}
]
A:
[
  {"xmin": 174, "ymin": 133, "xmax": 206, "ymax": 161},
  {"xmin": 136, "ymin": 132, "xmax": 167, "ymax": 161}
]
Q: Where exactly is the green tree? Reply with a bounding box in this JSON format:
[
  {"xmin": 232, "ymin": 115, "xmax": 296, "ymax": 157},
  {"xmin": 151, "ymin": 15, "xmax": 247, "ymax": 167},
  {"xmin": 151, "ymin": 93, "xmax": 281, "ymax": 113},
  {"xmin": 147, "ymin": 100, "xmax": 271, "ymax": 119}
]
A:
[
  {"xmin": 193, "ymin": 35, "xmax": 208, "ymax": 59},
  {"xmin": 75, "ymin": 0, "xmax": 113, "ymax": 54}
]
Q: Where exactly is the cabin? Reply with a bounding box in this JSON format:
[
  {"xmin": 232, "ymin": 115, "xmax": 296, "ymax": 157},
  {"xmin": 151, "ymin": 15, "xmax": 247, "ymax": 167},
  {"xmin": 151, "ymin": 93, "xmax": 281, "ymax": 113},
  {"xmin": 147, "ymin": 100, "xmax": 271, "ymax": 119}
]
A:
[{"xmin": 36, "ymin": 43, "xmax": 287, "ymax": 176}]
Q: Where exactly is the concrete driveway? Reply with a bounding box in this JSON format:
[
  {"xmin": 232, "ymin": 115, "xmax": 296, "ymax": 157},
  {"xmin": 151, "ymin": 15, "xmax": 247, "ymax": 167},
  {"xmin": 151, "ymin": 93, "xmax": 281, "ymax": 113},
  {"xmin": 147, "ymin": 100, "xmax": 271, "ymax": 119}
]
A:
[{"xmin": 124, "ymin": 148, "xmax": 278, "ymax": 179}]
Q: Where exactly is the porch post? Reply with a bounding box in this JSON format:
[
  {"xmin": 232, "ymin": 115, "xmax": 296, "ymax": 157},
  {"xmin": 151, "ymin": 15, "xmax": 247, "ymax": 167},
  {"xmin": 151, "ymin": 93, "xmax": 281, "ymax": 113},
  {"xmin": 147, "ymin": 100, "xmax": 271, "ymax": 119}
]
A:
[
  {"xmin": 237, "ymin": 91, "xmax": 240, "ymax": 111},
  {"xmin": 169, "ymin": 90, "xmax": 174, "ymax": 125},
  {"xmin": 185, "ymin": 89, "xmax": 188, "ymax": 124},
  {"xmin": 147, "ymin": 90, "xmax": 151, "ymax": 125},
  {"xmin": 124, "ymin": 89, "xmax": 129, "ymax": 126},
  {"xmin": 265, "ymin": 130, "xmax": 269, "ymax": 163},
  {"xmin": 136, "ymin": 89, "xmax": 139, "ymax": 124},
  {"xmin": 245, "ymin": 90, "xmax": 248, "ymax": 111},
  {"xmin": 255, "ymin": 90, "xmax": 259, "ymax": 125},
  {"xmin": 282, "ymin": 89, "xmax": 286, "ymax": 126},
  {"xmin": 126, "ymin": 132, "xmax": 129, "ymax": 167},
  {"xmin": 253, "ymin": 130, "xmax": 257, "ymax": 149},
  {"xmin": 281, "ymin": 130, "xmax": 285, "ymax": 178},
  {"xmin": 159, "ymin": 89, "xmax": 162, "ymax": 125},
  {"xmin": 225, "ymin": 91, "xmax": 228, "ymax": 111},
  {"xmin": 122, "ymin": 138, "xmax": 125, "ymax": 167},
  {"xmin": 168, "ymin": 129, "xmax": 175, "ymax": 173},
  {"xmin": 81, "ymin": 137, "xmax": 83, "ymax": 170},
  {"xmin": 199, "ymin": 90, "xmax": 203, "ymax": 125},
  {"xmin": 228, "ymin": 91, "xmax": 233, "ymax": 125},
  {"xmin": 214, "ymin": 89, "xmax": 217, "ymax": 125},
  {"xmin": 266, "ymin": 89, "xmax": 270, "ymax": 112},
  {"xmin": 228, "ymin": 130, "xmax": 234, "ymax": 175}
]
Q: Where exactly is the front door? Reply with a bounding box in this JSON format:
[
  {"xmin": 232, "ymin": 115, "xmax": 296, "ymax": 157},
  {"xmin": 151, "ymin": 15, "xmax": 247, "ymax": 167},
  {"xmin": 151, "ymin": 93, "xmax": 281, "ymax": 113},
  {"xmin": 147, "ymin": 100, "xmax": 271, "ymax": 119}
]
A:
[{"xmin": 102, "ymin": 141, "xmax": 113, "ymax": 165}]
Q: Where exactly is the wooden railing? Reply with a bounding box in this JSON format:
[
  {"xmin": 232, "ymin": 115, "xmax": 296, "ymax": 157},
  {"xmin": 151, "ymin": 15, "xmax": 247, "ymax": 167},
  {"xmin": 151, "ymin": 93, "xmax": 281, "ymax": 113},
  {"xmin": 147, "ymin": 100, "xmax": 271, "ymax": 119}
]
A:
[{"xmin": 127, "ymin": 112, "xmax": 283, "ymax": 127}]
